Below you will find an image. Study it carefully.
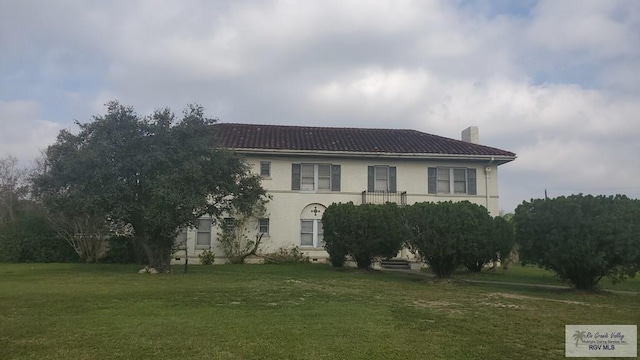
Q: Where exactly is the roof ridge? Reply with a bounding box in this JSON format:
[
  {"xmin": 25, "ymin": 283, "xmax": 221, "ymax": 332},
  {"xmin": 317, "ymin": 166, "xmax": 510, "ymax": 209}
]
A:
[{"xmin": 215, "ymin": 122, "xmax": 418, "ymax": 132}]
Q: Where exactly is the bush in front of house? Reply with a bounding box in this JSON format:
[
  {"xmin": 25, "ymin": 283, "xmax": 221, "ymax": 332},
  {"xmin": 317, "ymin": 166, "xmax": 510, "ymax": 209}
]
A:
[
  {"xmin": 514, "ymin": 194, "xmax": 640, "ymax": 290},
  {"xmin": 405, "ymin": 201, "xmax": 495, "ymax": 277},
  {"xmin": 491, "ymin": 216, "xmax": 516, "ymax": 268},
  {"xmin": 0, "ymin": 206, "xmax": 77, "ymax": 263},
  {"xmin": 325, "ymin": 244, "xmax": 348, "ymax": 268},
  {"xmin": 461, "ymin": 215, "xmax": 516, "ymax": 273},
  {"xmin": 198, "ymin": 249, "xmax": 216, "ymax": 265},
  {"xmin": 262, "ymin": 246, "xmax": 309, "ymax": 264},
  {"xmin": 323, "ymin": 202, "xmax": 406, "ymax": 269},
  {"xmin": 459, "ymin": 207, "xmax": 493, "ymax": 273},
  {"xmin": 322, "ymin": 202, "xmax": 355, "ymax": 268}
]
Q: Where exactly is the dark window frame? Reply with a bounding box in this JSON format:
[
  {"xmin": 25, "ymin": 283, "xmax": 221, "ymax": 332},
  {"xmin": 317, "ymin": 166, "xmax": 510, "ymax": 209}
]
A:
[{"xmin": 260, "ymin": 161, "xmax": 271, "ymax": 177}]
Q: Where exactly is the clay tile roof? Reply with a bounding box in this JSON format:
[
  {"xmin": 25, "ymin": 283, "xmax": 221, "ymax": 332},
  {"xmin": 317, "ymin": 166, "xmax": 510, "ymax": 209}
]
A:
[{"xmin": 213, "ymin": 123, "xmax": 516, "ymax": 158}]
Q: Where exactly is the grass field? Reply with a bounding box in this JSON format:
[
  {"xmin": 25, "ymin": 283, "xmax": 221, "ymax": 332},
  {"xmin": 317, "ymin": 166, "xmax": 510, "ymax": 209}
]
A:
[
  {"xmin": 451, "ymin": 265, "xmax": 640, "ymax": 292},
  {"xmin": 1, "ymin": 263, "xmax": 639, "ymax": 360}
]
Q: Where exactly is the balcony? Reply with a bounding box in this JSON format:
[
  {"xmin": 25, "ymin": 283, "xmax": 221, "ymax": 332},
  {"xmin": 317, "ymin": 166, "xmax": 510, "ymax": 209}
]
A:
[{"xmin": 361, "ymin": 190, "xmax": 407, "ymax": 206}]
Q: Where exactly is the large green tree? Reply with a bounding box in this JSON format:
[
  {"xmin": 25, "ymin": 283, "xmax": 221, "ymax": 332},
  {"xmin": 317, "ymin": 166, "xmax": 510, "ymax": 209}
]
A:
[
  {"xmin": 514, "ymin": 194, "xmax": 640, "ymax": 290},
  {"xmin": 33, "ymin": 101, "xmax": 267, "ymax": 271}
]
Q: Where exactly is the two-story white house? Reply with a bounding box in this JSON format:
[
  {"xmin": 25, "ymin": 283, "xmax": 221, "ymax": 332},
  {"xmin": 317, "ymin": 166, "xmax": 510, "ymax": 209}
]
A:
[{"xmin": 176, "ymin": 123, "xmax": 516, "ymax": 263}]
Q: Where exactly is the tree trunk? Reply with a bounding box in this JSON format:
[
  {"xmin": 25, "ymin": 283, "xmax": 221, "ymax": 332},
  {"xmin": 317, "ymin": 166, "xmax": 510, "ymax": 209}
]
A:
[
  {"xmin": 238, "ymin": 233, "xmax": 264, "ymax": 264},
  {"xmin": 139, "ymin": 237, "xmax": 172, "ymax": 272},
  {"xmin": 354, "ymin": 255, "xmax": 372, "ymax": 269},
  {"xmin": 427, "ymin": 256, "xmax": 456, "ymax": 278},
  {"xmin": 464, "ymin": 262, "xmax": 484, "ymax": 272}
]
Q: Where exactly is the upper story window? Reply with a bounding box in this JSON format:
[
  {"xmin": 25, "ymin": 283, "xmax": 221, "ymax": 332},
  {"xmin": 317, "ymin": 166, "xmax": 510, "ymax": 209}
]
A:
[
  {"xmin": 428, "ymin": 167, "xmax": 477, "ymax": 195},
  {"xmin": 292, "ymin": 164, "xmax": 341, "ymax": 191},
  {"xmin": 367, "ymin": 165, "xmax": 397, "ymax": 192},
  {"xmin": 260, "ymin": 161, "xmax": 271, "ymax": 177}
]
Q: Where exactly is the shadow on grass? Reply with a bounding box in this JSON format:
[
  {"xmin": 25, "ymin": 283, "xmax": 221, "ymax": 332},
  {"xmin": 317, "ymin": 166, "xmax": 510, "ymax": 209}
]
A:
[{"xmin": 0, "ymin": 263, "xmax": 143, "ymax": 277}]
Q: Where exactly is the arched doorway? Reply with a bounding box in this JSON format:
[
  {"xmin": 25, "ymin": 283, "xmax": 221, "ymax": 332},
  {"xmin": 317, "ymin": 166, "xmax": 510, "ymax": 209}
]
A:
[{"xmin": 300, "ymin": 203, "xmax": 326, "ymax": 248}]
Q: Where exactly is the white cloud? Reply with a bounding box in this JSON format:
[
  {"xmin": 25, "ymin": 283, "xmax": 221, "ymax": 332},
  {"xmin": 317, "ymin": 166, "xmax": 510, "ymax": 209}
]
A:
[
  {"xmin": 311, "ymin": 67, "xmax": 431, "ymax": 110},
  {"xmin": 0, "ymin": 101, "xmax": 63, "ymax": 164},
  {"xmin": 1, "ymin": 0, "xmax": 639, "ymax": 211},
  {"xmin": 527, "ymin": 0, "xmax": 639, "ymax": 59}
]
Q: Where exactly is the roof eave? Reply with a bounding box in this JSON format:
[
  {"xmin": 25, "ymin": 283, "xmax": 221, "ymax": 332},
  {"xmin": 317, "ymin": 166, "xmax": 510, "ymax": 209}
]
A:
[{"xmin": 222, "ymin": 148, "xmax": 517, "ymax": 164}]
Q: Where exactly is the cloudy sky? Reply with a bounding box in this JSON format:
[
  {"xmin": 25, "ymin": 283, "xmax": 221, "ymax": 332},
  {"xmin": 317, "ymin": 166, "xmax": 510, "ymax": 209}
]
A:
[{"xmin": 1, "ymin": 0, "xmax": 639, "ymax": 212}]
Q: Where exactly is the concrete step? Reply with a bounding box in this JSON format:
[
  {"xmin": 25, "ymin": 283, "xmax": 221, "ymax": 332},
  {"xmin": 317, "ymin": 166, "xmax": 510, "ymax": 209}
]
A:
[{"xmin": 380, "ymin": 259, "xmax": 411, "ymax": 269}]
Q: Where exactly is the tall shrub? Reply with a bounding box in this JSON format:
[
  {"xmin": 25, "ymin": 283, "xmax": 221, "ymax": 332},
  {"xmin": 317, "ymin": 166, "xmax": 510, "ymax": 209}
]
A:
[
  {"xmin": 323, "ymin": 202, "xmax": 406, "ymax": 269},
  {"xmin": 461, "ymin": 215, "xmax": 515, "ymax": 272},
  {"xmin": 459, "ymin": 210, "xmax": 494, "ymax": 272},
  {"xmin": 0, "ymin": 205, "xmax": 77, "ymax": 263},
  {"xmin": 492, "ymin": 216, "xmax": 515, "ymax": 267},
  {"xmin": 406, "ymin": 201, "xmax": 492, "ymax": 277},
  {"xmin": 515, "ymin": 194, "xmax": 640, "ymax": 290},
  {"xmin": 321, "ymin": 202, "xmax": 353, "ymax": 267}
]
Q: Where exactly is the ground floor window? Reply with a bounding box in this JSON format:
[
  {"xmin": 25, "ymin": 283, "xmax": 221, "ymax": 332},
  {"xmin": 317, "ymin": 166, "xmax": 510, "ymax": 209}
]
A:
[
  {"xmin": 259, "ymin": 218, "xmax": 269, "ymax": 235},
  {"xmin": 260, "ymin": 161, "xmax": 271, "ymax": 177},
  {"xmin": 223, "ymin": 217, "xmax": 235, "ymax": 231},
  {"xmin": 300, "ymin": 219, "xmax": 324, "ymax": 247},
  {"xmin": 196, "ymin": 218, "xmax": 211, "ymax": 249}
]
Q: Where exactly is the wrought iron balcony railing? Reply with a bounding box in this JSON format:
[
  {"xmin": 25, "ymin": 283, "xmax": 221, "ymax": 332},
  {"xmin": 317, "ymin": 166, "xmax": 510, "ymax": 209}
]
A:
[{"xmin": 361, "ymin": 190, "xmax": 407, "ymax": 206}]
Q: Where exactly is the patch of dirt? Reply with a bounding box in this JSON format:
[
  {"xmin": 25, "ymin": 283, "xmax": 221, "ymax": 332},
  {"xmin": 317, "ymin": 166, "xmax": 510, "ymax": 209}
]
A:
[
  {"xmin": 487, "ymin": 292, "xmax": 606, "ymax": 307},
  {"xmin": 283, "ymin": 279, "xmax": 303, "ymax": 284},
  {"xmin": 479, "ymin": 301, "xmax": 525, "ymax": 310},
  {"xmin": 413, "ymin": 300, "xmax": 457, "ymax": 307},
  {"xmin": 412, "ymin": 300, "xmax": 465, "ymax": 314}
]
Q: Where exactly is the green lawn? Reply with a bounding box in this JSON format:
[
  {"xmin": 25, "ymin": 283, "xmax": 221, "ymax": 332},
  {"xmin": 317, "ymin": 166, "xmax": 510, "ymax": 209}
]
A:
[
  {"xmin": 451, "ymin": 265, "xmax": 640, "ymax": 292},
  {"xmin": 1, "ymin": 263, "xmax": 639, "ymax": 360}
]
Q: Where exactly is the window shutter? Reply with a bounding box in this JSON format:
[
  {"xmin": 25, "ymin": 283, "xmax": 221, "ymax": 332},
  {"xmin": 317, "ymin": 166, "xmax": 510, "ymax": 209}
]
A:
[
  {"xmin": 292, "ymin": 164, "xmax": 301, "ymax": 190},
  {"xmin": 367, "ymin": 166, "xmax": 374, "ymax": 192},
  {"xmin": 331, "ymin": 165, "xmax": 341, "ymax": 191},
  {"xmin": 389, "ymin": 166, "xmax": 397, "ymax": 193},
  {"xmin": 467, "ymin": 168, "xmax": 477, "ymax": 195},
  {"xmin": 428, "ymin": 167, "xmax": 437, "ymax": 194}
]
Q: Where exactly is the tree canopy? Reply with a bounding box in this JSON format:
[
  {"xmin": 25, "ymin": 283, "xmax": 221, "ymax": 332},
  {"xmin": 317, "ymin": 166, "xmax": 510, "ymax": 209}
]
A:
[{"xmin": 33, "ymin": 101, "xmax": 267, "ymax": 271}]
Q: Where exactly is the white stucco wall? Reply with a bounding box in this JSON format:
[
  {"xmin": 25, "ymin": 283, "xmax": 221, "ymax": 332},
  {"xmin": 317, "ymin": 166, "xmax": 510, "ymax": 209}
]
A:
[{"xmin": 175, "ymin": 152, "xmax": 505, "ymax": 263}]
